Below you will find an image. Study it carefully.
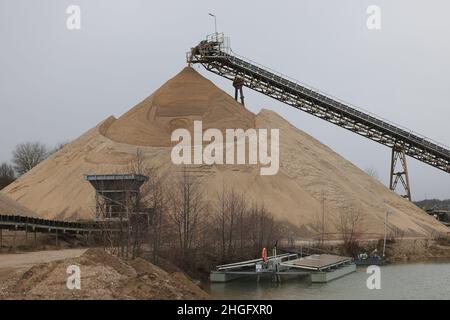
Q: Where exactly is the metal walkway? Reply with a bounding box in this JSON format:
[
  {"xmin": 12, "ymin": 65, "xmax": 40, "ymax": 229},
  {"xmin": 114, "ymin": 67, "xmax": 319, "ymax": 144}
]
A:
[{"xmin": 188, "ymin": 33, "xmax": 450, "ymax": 199}]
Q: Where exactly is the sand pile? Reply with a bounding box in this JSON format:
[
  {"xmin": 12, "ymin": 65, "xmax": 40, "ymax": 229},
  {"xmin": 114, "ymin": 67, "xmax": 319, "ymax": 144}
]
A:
[
  {"xmin": 0, "ymin": 248, "xmax": 209, "ymax": 300},
  {"xmin": 0, "ymin": 193, "xmax": 37, "ymax": 217},
  {"xmin": 1, "ymin": 67, "xmax": 448, "ymax": 238},
  {"xmin": 104, "ymin": 67, "xmax": 255, "ymax": 146}
]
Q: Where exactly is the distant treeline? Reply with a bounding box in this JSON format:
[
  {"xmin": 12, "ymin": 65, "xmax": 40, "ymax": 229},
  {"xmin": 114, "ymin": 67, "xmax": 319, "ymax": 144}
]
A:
[{"xmin": 415, "ymin": 199, "xmax": 450, "ymax": 211}]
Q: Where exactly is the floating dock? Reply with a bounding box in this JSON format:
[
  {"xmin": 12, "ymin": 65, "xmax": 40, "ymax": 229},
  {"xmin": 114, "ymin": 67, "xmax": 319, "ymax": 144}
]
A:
[
  {"xmin": 211, "ymin": 253, "xmax": 355, "ymax": 283},
  {"xmin": 281, "ymin": 254, "xmax": 356, "ymax": 283}
]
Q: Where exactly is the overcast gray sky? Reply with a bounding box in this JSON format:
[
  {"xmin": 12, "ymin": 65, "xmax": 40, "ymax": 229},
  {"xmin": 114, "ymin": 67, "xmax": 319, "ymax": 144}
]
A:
[{"xmin": 1, "ymin": 0, "xmax": 449, "ymax": 200}]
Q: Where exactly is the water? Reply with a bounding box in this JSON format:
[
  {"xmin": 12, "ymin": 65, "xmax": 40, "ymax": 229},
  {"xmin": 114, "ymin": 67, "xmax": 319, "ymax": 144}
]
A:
[{"xmin": 208, "ymin": 262, "xmax": 450, "ymax": 300}]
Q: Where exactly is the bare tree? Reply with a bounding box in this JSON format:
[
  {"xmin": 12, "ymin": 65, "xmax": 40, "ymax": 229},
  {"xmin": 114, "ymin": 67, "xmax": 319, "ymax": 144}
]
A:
[
  {"xmin": 335, "ymin": 205, "xmax": 365, "ymax": 255},
  {"xmin": 216, "ymin": 187, "xmax": 228, "ymax": 262},
  {"xmin": 365, "ymin": 166, "xmax": 380, "ymax": 182},
  {"xmin": 12, "ymin": 142, "xmax": 48, "ymax": 175},
  {"xmin": 131, "ymin": 150, "xmax": 169, "ymax": 263},
  {"xmin": 247, "ymin": 202, "xmax": 279, "ymax": 256},
  {"xmin": 214, "ymin": 187, "xmax": 247, "ymax": 263},
  {"xmin": 127, "ymin": 149, "xmax": 160, "ymax": 259},
  {"xmin": 0, "ymin": 162, "xmax": 15, "ymax": 189},
  {"xmin": 168, "ymin": 167, "xmax": 206, "ymax": 265},
  {"xmin": 0, "ymin": 162, "xmax": 14, "ymax": 178},
  {"xmin": 237, "ymin": 193, "xmax": 247, "ymax": 252},
  {"xmin": 311, "ymin": 191, "xmax": 327, "ymax": 246},
  {"xmin": 48, "ymin": 141, "xmax": 69, "ymax": 156},
  {"xmin": 145, "ymin": 174, "xmax": 168, "ymax": 263}
]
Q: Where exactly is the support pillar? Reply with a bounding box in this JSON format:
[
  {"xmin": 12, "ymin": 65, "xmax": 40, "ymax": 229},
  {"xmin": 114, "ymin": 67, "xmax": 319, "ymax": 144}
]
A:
[
  {"xmin": 233, "ymin": 77, "xmax": 245, "ymax": 106},
  {"xmin": 389, "ymin": 146, "xmax": 411, "ymax": 201}
]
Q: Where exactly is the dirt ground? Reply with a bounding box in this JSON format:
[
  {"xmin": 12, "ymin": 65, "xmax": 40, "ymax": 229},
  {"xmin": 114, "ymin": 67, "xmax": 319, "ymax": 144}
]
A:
[
  {"xmin": 0, "ymin": 248, "xmax": 87, "ymax": 269},
  {"xmin": 0, "ymin": 248, "xmax": 209, "ymax": 300}
]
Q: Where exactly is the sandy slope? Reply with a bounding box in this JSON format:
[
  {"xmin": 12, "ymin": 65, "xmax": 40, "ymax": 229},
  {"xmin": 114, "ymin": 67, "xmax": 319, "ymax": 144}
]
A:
[
  {"xmin": 104, "ymin": 66, "xmax": 255, "ymax": 146},
  {"xmin": 2, "ymin": 67, "xmax": 448, "ymax": 238},
  {"xmin": 0, "ymin": 248, "xmax": 208, "ymax": 300},
  {"xmin": 0, "ymin": 193, "xmax": 38, "ymax": 217}
]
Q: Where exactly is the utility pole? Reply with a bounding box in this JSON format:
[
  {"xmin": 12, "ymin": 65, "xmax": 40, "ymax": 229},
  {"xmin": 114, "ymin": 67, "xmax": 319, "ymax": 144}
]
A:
[
  {"xmin": 321, "ymin": 191, "xmax": 325, "ymax": 246},
  {"xmin": 383, "ymin": 210, "xmax": 390, "ymax": 257}
]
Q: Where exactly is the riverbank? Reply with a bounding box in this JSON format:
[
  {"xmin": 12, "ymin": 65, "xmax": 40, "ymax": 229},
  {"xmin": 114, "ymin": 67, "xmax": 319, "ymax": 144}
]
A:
[
  {"xmin": 291, "ymin": 236, "xmax": 450, "ymax": 263},
  {"xmin": 386, "ymin": 237, "xmax": 450, "ymax": 262}
]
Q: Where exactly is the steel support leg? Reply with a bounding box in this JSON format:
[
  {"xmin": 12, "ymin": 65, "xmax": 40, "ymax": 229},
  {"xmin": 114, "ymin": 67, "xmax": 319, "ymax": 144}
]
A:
[{"xmin": 389, "ymin": 146, "xmax": 412, "ymax": 201}]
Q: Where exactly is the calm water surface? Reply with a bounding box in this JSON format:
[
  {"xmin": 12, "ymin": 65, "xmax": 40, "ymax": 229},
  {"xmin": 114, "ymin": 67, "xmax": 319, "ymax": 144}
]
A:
[{"xmin": 208, "ymin": 262, "xmax": 450, "ymax": 300}]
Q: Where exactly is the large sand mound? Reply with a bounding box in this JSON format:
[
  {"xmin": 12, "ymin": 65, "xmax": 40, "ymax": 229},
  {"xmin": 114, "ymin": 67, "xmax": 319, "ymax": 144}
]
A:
[{"xmin": 1, "ymin": 68, "xmax": 448, "ymax": 238}]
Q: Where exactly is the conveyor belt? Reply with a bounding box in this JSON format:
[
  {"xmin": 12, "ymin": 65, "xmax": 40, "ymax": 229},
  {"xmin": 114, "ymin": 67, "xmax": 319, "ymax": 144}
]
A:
[
  {"xmin": 188, "ymin": 34, "xmax": 450, "ymax": 174},
  {"xmin": 0, "ymin": 214, "xmax": 120, "ymax": 234}
]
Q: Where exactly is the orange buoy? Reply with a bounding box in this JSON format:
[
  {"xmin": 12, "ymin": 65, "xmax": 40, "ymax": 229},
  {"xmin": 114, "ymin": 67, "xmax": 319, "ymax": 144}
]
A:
[{"xmin": 262, "ymin": 247, "xmax": 267, "ymax": 262}]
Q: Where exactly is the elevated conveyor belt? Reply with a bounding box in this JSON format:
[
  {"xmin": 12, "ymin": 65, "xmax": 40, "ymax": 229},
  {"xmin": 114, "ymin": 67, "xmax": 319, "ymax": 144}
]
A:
[
  {"xmin": 0, "ymin": 214, "xmax": 120, "ymax": 234},
  {"xmin": 188, "ymin": 34, "xmax": 450, "ymax": 176}
]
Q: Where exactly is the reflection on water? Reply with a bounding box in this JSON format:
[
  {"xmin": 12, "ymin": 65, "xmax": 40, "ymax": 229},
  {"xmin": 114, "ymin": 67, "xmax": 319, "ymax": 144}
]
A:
[{"xmin": 208, "ymin": 262, "xmax": 450, "ymax": 300}]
